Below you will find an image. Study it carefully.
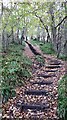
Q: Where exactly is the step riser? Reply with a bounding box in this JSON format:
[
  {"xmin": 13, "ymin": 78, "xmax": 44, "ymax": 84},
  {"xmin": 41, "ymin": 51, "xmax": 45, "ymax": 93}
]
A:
[
  {"xmin": 50, "ymin": 63, "xmax": 61, "ymax": 65},
  {"xmin": 30, "ymin": 81, "xmax": 53, "ymax": 85},
  {"xmin": 25, "ymin": 90, "xmax": 48, "ymax": 96},
  {"xmin": 46, "ymin": 66, "xmax": 61, "ymax": 68},
  {"xmin": 37, "ymin": 74, "xmax": 55, "ymax": 78},
  {"xmin": 50, "ymin": 60, "xmax": 61, "ymax": 63},
  {"xmin": 45, "ymin": 70, "xmax": 57, "ymax": 72},
  {"xmin": 21, "ymin": 104, "xmax": 49, "ymax": 111}
]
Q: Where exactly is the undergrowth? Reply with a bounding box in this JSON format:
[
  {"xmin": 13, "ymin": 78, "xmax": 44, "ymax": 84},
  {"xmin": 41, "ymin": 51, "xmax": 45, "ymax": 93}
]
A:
[
  {"xmin": 31, "ymin": 39, "xmax": 56, "ymax": 55},
  {"xmin": 58, "ymin": 74, "xmax": 67, "ymax": 120},
  {"xmin": 35, "ymin": 55, "xmax": 45, "ymax": 64},
  {"xmin": 1, "ymin": 42, "xmax": 32, "ymax": 103},
  {"xmin": 58, "ymin": 54, "xmax": 67, "ymax": 61}
]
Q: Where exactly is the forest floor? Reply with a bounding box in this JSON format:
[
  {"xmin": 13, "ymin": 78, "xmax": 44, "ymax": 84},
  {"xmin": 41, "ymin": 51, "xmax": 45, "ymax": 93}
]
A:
[{"xmin": 2, "ymin": 42, "xmax": 66, "ymax": 120}]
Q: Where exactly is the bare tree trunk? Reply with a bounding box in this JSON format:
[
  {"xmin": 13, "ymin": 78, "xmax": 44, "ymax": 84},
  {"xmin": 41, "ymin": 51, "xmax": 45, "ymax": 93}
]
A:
[
  {"xmin": 2, "ymin": 30, "xmax": 6, "ymax": 52},
  {"xmin": 64, "ymin": 19, "xmax": 67, "ymax": 56},
  {"xmin": 64, "ymin": 2, "xmax": 67, "ymax": 56},
  {"xmin": 45, "ymin": 26, "xmax": 51, "ymax": 43},
  {"xmin": 57, "ymin": 27, "xmax": 61, "ymax": 57},
  {"xmin": 49, "ymin": 3, "xmax": 57, "ymax": 51},
  {"xmin": 0, "ymin": 2, "xmax": 3, "ymax": 17},
  {"xmin": 16, "ymin": 29, "xmax": 20, "ymax": 44},
  {"xmin": 37, "ymin": 26, "xmax": 40, "ymax": 41},
  {"xmin": 11, "ymin": 27, "xmax": 14, "ymax": 43},
  {"xmin": 6, "ymin": 34, "xmax": 9, "ymax": 51},
  {"xmin": 51, "ymin": 25, "xmax": 57, "ymax": 51}
]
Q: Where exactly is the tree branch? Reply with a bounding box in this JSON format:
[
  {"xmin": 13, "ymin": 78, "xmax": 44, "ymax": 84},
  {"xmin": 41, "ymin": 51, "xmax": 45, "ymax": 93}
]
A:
[
  {"xmin": 35, "ymin": 13, "xmax": 51, "ymax": 40},
  {"xmin": 64, "ymin": 40, "xmax": 67, "ymax": 47},
  {"xmin": 35, "ymin": 13, "xmax": 46, "ymax": 29},
  {"xmin": 55, "ymin": 16, "xmax": 67, "ymax": 28}
]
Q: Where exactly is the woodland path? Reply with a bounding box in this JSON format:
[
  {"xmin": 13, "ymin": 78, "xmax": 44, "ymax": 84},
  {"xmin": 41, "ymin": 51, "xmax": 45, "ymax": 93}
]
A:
[{"xmin": 2, "ymin": 42, "xmax": 65, "ymax": 120}]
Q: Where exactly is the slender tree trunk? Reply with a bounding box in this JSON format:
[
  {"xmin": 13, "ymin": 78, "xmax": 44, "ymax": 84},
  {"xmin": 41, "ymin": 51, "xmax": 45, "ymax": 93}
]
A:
[
  {"xmin": 45, "ymin": 26, "xmax": 51, "ymax": 42},
  {"xmin": 11, "ymin": 27, "xmax": 14, "ymax": 43},
  {"xmin": 51, "ymin": 24, "xmax": 57, "ymax": 51},
  {"xmin": 2, "ymin": 30, "xmax": 6, "ymax": 52},
  {"xmin": 37, "ymin": 26, "xmax": 40, "ymax": 41},
  {"xmin": 64, "ymin": 19, "xmax": 67, "ymax": 56},
  {"xmin": 16, "ymin": 29, "xmax": 20, "ymax": 44},
  {"xmin": 6, "ymin": 34, "xmax": 9, "ymax": 51},
  {"xmin": 49, "ymin": 3, "xmax": 57, "ymax": 51},
  {"xmin": 64, "ymin": 2, "xmax": 67, "ymax": 56},
  {"xmin": 57, "ymin": 27, "xmax": 61, "ymax": 57}
]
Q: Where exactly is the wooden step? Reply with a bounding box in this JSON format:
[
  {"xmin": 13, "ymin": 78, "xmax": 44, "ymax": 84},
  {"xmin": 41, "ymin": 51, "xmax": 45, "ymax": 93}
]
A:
[
  {"xmin": 25, "ymin": 90, "xmax": 49, "ymax": 96},
  {"xmin": 50, "ymin": 62, "xmax": 61, "ymax": 65},
  {"xmin": 46, "ymin": 65, "xmax": 61, "ymax": 69},
  {"xmin": 50, "ymin": 60, "xmax": 61, "ymax": 63},
  {"xmin": 30, "ymin": 81, "xmax": 53, "ymax": 85},
  {"xmin": 45, "ymin": 70, "xmax": 57, "ymax": 72},
  {"xmin": 37, "ymin": 74, "xmax": 55, "ymax": 78},
  {"xmin": 21, "ymin": 103, "xmax": 49, "ymax": 111}
]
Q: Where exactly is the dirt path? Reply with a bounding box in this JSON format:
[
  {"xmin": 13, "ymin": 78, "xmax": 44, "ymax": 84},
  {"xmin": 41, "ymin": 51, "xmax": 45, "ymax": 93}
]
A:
[
  {"xmin": 24, "ymin": 43, "xmax": 42, "ymax": 58},
  {"xmin": 24, "ymin": 43, "xmax": 35, "ymax": 58},
  {"xmin": 2, "ymin": 43, "xmax": 65, "ymax": 120}
]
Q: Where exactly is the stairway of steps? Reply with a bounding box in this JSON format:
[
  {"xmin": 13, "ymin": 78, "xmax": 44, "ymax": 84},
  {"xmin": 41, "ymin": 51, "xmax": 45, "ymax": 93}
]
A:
[
  {"xmin": 20, "ymin": 59, "xmax": 62, "ymax": 120},
  {"xmin": 30, "ymin": 81, "xmax": 53, "ymax": 85},
  {"xmin": 2, "ymin": 52, "xmax": 65, "ymax": 120}
]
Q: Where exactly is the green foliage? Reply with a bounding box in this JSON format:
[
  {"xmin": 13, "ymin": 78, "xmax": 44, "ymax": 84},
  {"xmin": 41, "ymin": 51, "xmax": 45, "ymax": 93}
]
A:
[
  {"xmin": 31, "ymin": 40, "xmax": 56, "ymax": 55},
  {"xmin": 31, "ymin": 39, "xmax": 40, "ymax": 45},
  {"xmin": 58, "ymin": 54, "xmax": 67, "ymax": 61},
  {"xmin": 58, "ymin": 75, "xmax": 67, "ymax": 120},
  {"xmin": 40, "ymin": 42, "xmax": 56, "ymax": 55},
  {"xmin": 1, "ymin": 43, "xmax": 32, "ymax": 102},
  {"xmin": 35, "ymin": 55, "xmax": 45, "ymax": 64},
  {"xmin": 2, "ymin": 86, "xmax": 16, "ymax": 103}
]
